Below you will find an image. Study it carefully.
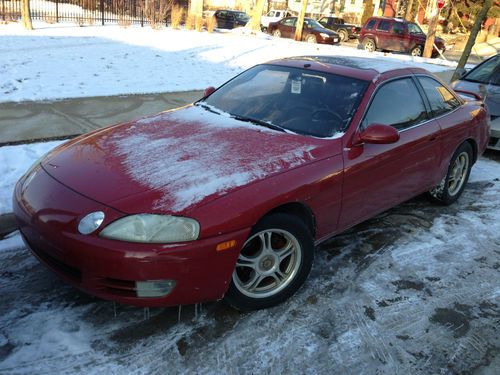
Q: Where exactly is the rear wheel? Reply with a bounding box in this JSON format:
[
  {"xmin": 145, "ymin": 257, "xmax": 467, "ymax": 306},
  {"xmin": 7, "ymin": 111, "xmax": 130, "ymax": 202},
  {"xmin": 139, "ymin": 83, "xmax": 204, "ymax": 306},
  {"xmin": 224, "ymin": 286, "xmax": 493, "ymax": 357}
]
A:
[
  {"xmin": 272, "ymin": 29, "xmax": 281, "ymax": 38},
  {"xmin": 363, "ymin": 38, "xmax": 376, "ymax": 52},
  {"xmin": 429, "ymin": 142, "xmax": 473, "ymax": 205},
  {"xmin": 224, "ymin": 213, "xmax": 314, "ymax": 311},
  {"xmin": 338, "ymin": 29, "xmax": 348, "ymax": 42},
  {"xmin": 305, "ymin": 34, "xmax": 317, "ymax": 43},
  {"xmin": 411, "ymin": 45, "xmax": 423, "ymax": 57}
]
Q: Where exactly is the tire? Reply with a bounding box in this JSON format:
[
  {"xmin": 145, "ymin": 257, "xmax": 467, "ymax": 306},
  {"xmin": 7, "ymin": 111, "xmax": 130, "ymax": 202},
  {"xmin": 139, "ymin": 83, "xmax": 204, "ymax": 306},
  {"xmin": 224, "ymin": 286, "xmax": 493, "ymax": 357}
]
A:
[
  {"xmin": 272, "ymin": 29, "xmax": 281, "ymax": 38},
  {"xmin": 338, "ymin": 29, "xmax": 348, "ymax": 42},
  {"xmin": 410, "ymin": 45, "xmax": 423, "ymax": 57},
  {"xmin": 429, "ymin": 142, "xmax": 473, "ymax": 205},
  {"xmin": 363, "ymin": 38, "xmax": 376, "ymax": 52},
  {"xmin": 224, "ymin": 213, "xmax": 314, "ymax": 311},
  {"xmin": 305, "ymin": 34, "xmax": 317, "ymax": 43}
]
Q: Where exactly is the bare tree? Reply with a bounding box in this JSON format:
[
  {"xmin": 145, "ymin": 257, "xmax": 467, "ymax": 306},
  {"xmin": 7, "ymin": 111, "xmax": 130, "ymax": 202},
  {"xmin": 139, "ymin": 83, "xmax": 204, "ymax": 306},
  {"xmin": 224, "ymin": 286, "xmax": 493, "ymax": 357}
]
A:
[
  {"xmin": 294, "ymin": 0, "xmax": 308, "ymax": 41},
  {"xmin": 423, "ymin": 0, "xmax": 439, "ymax": 58},
  {"xmin": 248, "ymin": 0, "xmax": 266, "ymax": 31},
  {"xmin": 21, "ymin": 0, "xmax": 33, "ymax": 30},
  {"xmin": 451, "ymin": 0, "xmax": 493, "ymax": 82}
]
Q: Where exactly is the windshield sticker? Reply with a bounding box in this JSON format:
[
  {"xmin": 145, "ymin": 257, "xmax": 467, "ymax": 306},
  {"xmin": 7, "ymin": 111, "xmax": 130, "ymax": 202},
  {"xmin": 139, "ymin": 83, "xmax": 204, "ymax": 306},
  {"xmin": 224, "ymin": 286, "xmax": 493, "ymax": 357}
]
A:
[{"xmin": 291, "ymin": 79, "xmax": 302, "ymax": 94}]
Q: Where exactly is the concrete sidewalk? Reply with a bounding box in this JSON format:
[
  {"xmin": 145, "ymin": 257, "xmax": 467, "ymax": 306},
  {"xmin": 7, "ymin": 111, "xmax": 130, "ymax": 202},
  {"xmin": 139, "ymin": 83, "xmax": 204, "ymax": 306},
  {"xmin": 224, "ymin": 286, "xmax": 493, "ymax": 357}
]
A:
[{"xmin": 0, "ymin": 90, "xmax": 203, "ymax": 145}]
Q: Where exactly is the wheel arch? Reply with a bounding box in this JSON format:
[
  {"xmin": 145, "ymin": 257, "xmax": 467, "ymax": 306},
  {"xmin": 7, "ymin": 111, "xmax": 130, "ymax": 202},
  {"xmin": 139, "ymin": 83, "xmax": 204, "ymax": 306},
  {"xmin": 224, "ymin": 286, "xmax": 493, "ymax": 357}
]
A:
[
  {"xmin": 465, "ymin": 138, "xmax": 478, "ymax": 164},
  {"xmin": 262, "ymin": 202, "xmax": 317, "ymax": 240}
]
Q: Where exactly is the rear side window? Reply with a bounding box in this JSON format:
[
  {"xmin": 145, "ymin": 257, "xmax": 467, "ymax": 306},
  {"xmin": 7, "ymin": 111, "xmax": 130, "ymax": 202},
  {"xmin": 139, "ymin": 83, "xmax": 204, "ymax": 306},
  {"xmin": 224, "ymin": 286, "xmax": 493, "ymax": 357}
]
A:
[
  {"xmin": 377, "ymin": 20, "xmax": 390, "ymax": 31},
  {"xmin": 392, "ymin": 22, "xmax": 405, "ymax": 35},
  {"xmin": 366, "ymin": 19, "xmax": 376, "ymax": 30},
  {"xmin": 418, "ymin": 77, "xmax": 461, "ymax": 117},
  {"xmin": 362, "ymin": 78, "xmax": 428, "ymax": 131},
  {"xmin": 281, "ymin": 18, "xmax": 296, "ymax": 27}
]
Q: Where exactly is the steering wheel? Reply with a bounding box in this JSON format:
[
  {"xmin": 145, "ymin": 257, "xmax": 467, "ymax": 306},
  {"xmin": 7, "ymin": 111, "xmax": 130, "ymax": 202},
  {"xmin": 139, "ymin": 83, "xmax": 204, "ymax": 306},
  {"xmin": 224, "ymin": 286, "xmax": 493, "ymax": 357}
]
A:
[{"xmin": 311, "ymin": 109, "xmax": 344, "ymax": 125}]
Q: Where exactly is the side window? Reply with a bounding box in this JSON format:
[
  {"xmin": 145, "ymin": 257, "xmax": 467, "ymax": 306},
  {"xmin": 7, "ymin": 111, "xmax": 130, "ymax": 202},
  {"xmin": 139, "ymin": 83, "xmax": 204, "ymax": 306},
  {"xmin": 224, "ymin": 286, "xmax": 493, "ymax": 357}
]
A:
[
  {"xmin": 418, "ymin": 76, "xmax": 461, "ymax": 117},
  {"xmin": 281, "ymin": 18, "xmax": 296, "ymax": 27},
  {"xmin": 377, "ymin": 20, "xmax": 390, "ymax": 31},
  {"xmin": 362, "ymin": 78, "xmax": 428, "ymax": 131},
  {"xmin": 268, "ymin": 11, "xmax": 275, "ymax": 17},
  {"xmin": 392, "ymin": 22, "xmax": 405, "ymax": 35},
  {"xmin": 366, "ymin": 19, "xmax": 376, "ymax": 30}
]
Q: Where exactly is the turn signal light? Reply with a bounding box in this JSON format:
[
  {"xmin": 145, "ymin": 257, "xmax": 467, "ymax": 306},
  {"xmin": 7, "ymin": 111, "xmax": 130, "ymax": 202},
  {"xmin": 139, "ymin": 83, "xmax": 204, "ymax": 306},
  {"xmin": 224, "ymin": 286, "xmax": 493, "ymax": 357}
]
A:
[{"xmin": 216, "ymin": 240, "xmax": 237, "ymax": 252}]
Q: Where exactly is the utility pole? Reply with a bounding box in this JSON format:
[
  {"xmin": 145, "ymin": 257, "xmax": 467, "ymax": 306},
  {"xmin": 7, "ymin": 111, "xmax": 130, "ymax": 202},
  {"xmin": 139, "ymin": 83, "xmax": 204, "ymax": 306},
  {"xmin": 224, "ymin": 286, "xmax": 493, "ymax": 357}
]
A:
[
  {"xmin": 423, "ymin": 0, "xmax": 439, "ymax": 58},
  {"xmin": 451, "ymin": 0, "xmax": 493, "ymax": 82},
  {"xmin": 294, "ymin": 0, "xmax": 308, "ymax": 41}
]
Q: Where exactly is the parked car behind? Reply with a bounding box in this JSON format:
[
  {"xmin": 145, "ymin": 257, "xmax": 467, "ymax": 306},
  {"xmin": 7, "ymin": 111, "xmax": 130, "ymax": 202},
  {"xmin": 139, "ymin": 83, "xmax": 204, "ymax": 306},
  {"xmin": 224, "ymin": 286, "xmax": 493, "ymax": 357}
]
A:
[
  {"xmin": 359, "ymin": 17, "xmax": 445, "ymax": 57},
  {"xmin": 261, "ymin": 9, "xmax": 293, "ymax": 32},
  {"xmin": 14, "ymin": 56, "xmax": 488, "ymax": 312},
  {"xmin": 318, "ymin": 16, "xmax": 361, "ymax": 42},
  {"xmin": 214, "ymin": 9, "xmax": 250, "ymax": 29},
  {"xmin": 268, "ymin": 17, "xmax": 340, "ymax": 44},
  {"xmin": 452, "ymin": 54, "xmax": 500, "ymax": 151}
]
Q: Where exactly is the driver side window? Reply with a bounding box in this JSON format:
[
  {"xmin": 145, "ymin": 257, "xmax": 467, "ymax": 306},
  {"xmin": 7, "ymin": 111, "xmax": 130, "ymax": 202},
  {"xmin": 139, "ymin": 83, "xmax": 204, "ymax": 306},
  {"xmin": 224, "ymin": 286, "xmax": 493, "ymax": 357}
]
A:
[{"xmin": 362, "ymin": 78, "xmax": 428, "ymax": 131}]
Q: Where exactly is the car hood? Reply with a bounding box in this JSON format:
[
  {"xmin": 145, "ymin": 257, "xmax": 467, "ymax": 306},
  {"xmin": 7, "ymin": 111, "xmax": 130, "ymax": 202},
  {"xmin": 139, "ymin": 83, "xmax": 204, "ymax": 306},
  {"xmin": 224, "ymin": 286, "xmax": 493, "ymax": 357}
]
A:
[
  {"xmin": 42, "ymin": 105, "xmax": 335, "ymax": 215},
  {"xmin": 452, "ymin": 80, "xmax": 500, "ymax": 117}
]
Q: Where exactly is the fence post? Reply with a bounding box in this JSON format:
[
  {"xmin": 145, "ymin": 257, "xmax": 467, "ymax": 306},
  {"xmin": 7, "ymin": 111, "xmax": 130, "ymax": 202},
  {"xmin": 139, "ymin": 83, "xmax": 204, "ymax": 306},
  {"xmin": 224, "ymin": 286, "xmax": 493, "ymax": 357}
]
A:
[
  {"xmin": 55, "ymin": 0, "xmax": 59, "ymax": 22},
  {"xmin": 100, "ymin": 0, "xmax": 104, "ymax": 25},
  {"xmin": 1, "ymin": 0, "xmax": 5, "ymax": 22}
]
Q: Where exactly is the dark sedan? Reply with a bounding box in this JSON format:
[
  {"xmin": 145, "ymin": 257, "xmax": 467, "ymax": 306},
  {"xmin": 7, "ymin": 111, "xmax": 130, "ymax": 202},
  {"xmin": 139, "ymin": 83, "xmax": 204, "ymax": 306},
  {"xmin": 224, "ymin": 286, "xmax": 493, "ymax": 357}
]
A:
[
  {"xmin": 213, "ymin": 9, "xmax": 250, "ymax": 29},
  {"xmin": 268, "ymin": 17, "xmax": 340, "ymax": 44}
]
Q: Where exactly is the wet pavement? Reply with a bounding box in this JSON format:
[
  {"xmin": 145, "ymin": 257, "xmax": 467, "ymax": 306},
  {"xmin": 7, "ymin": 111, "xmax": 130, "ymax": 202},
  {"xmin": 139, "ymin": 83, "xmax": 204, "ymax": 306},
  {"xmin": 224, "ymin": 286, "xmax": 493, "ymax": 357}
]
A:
[{"xmin": 0, "ymin": 91, "xmax": 204, "ymax": 145}]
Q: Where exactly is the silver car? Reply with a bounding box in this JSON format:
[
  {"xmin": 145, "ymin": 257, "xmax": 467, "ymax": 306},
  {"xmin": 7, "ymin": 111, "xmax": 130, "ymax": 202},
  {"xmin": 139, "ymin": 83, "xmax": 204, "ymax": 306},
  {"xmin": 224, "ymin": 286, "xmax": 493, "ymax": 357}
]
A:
[{"xmin": 452, "ymin": 54, "xmax": 500, "ymax": 151}]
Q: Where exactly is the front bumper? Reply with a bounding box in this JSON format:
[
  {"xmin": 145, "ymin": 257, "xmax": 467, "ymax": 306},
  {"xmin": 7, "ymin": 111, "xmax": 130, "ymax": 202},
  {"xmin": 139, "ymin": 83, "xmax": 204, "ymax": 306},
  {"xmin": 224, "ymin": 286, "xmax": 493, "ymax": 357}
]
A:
[
  {"xmin": 488, "ymin": 116, "xmax": 500, "ymax": 150},
  {"xmin": 13, "ymin": 166, "xmax": 250, "ymax": 307}
]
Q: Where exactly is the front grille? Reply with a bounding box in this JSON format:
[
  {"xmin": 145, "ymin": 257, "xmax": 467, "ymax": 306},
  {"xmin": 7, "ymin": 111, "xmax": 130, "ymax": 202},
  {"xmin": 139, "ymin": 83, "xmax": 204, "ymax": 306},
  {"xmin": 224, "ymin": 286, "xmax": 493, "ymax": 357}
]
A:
[{"xmin": 27, "ymin": 236, "xmax": 82, "ymax": 283}]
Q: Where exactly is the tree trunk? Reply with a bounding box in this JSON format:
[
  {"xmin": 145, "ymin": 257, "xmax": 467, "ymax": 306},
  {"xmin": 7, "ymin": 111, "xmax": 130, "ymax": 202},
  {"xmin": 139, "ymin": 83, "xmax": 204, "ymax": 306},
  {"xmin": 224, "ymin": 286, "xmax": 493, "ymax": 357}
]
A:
[
  {"xmin": 188, "ymin": 0, "xmax": 203, "ymax": 30},
  {"xmin": 21, "ymin": 0, "xmax": 33, "ymax": 30},
  {"xmin": 451, "ymin": 0, "xmax": 493, "ymax": 82},
  {"xmin": 423, "ymin": 0, "xmax": 439, "ymax": 58},
  {"xmin": 294, "ymin": 0, "xmax": 308, "ymax": 41},
  {"xmin": 248, "ymin": 0, "xmax": 266, "ymax": 31},
  {"xmin": 405, "ymin": 0, "xmax": 414, "ymax": 21}
]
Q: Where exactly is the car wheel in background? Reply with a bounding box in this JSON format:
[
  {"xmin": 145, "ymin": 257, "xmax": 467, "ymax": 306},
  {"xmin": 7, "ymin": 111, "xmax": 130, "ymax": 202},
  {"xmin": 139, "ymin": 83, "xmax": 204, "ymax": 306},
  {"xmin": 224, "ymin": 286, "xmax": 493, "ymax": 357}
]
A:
[
  {"xmin": 411, "ymin": 45, "xmax": 423, "ymax": 57},
  {"xmin": 338, "ymin": 29, "xmax": 348, "ymax": 42},
  {"xmin": 305, "ymin": 34, "xmax": 317, "ymax": 43},
  {"xmin": 224, "ymin": 213, "xmax": 314, "ymax": 311},
  {"xmin": 429, "ymin": 142, "xmax": 473, "ymax": 205},
  {"xmin": 363, "ymin": 38, "xmax": 376, "ymax": 52},
  {"xmin": 272, "ymin": 29, "xmax": 281, "ymax": 38}
]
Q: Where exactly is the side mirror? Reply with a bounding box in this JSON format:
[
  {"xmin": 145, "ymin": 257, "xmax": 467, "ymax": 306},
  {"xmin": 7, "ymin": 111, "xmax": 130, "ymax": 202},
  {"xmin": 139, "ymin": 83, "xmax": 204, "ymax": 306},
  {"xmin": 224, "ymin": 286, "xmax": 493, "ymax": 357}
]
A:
[
  {"xmin": 204, "ymin": 86, "xmax": 216, "ymax": 97},
  {"xmin": 358, "ymin": 124, "xmax": 400, "ymax": 144}
]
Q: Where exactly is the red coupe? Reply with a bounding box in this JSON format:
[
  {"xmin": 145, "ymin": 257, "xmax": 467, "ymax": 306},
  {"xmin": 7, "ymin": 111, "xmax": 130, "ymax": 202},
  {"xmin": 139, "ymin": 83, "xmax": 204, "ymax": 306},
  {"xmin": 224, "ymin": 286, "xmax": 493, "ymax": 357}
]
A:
[{"xmin": 14, "ymin": 57, "xmax": 489, "ymax": 311}]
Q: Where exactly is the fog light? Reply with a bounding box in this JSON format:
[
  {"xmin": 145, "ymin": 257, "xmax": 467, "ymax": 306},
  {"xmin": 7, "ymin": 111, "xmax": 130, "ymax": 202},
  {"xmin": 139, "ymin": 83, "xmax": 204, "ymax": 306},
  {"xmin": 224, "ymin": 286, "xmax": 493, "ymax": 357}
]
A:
[{"xmin": 135, "ymin": 280, "xmax": 176, "ymax": 298}]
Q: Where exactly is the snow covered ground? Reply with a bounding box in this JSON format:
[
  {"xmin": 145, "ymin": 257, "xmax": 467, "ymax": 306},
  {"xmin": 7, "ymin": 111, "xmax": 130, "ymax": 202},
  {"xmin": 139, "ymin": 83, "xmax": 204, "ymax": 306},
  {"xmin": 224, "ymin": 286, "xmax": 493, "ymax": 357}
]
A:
[
  {"xmin": 0, "ymin": 21, "xmax": 461, "ymax": 103},
  {"xmin": 0, "ymin": 147, "xmax": 499, "ymax": 374}
]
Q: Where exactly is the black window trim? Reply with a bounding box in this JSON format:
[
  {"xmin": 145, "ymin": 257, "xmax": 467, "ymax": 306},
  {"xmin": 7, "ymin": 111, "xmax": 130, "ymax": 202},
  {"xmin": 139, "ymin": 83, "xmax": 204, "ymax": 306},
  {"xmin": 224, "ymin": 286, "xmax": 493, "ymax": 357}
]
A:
[{"xmin": 357, "ymin": 75, "xmax": 434, "ymax": 134}]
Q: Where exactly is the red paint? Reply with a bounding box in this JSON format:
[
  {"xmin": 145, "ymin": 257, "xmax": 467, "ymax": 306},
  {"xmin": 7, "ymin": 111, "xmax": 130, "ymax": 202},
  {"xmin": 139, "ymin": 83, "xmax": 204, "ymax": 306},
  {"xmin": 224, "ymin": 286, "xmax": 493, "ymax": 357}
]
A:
[{"xmin": 13, "ymin": 58, "xmax": 489, "ymax": 307}]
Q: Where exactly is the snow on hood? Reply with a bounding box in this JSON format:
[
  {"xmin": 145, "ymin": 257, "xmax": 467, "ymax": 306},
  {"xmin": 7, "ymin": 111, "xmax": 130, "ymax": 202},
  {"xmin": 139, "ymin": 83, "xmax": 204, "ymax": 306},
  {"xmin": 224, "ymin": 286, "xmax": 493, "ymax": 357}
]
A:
[{"xmin": 43, "ymin": 105, "xmax": 324, "ymax": 214}]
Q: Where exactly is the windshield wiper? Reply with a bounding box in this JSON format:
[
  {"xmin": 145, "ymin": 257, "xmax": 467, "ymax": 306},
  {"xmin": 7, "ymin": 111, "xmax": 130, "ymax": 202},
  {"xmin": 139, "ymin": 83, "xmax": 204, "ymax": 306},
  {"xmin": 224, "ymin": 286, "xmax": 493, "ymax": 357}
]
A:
[
  {"xmin": 231, "ymin": 114, "xmax": 286, "ymax": 133},
  {"xmin": 195, "ymin": 102, "xmax": 221, "ymax": 115}
]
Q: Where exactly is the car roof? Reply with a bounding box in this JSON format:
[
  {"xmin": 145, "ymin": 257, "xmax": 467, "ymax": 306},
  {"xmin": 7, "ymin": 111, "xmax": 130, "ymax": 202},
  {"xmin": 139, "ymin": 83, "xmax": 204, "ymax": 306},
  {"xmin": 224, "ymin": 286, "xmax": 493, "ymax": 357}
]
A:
[{"xmin": 267, "ymin": 56, "xmax": 428, "ymax": 80}]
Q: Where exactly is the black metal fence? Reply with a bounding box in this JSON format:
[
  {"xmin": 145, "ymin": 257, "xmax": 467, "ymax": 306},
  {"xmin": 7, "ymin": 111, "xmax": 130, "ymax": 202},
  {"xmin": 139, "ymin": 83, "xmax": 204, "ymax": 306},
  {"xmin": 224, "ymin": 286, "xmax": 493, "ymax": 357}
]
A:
[{"xmin": 1, "ymin": 0, "xmax": 187, "ymax": 26}]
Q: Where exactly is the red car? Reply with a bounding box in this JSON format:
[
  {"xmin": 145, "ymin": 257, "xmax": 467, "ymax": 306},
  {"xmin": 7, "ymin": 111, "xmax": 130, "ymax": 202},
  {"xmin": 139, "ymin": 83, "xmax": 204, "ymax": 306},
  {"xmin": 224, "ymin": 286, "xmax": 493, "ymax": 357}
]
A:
[
  {"xmin": 14, "ymin": 57, "xmax": 488, "ymax": 311},
  {"xmin": 268, "ymin": 17, "xmax": 340, "ymax": 44},
  {"xmin": 359, "ymin": 17, "xmax": 446, "ymax": 57}
]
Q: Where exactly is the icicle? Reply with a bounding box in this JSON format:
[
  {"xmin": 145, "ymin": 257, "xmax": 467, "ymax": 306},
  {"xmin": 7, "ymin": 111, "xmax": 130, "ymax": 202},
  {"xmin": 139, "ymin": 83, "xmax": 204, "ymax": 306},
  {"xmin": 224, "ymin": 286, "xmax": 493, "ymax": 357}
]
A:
[
  {"xmin": 194, "ymin": 303, "xmax": 198, "ymax": 319},
  {"xmin": 178, "ymin": 305, "xmax": 182, "ymax": 323},
  {"xmin": 113, "ymin": 302, "xmax": 117, "ymax": 318},
  {"xmin": 143, "ymin": 307, "xmax": 150, "ymax": 320}
]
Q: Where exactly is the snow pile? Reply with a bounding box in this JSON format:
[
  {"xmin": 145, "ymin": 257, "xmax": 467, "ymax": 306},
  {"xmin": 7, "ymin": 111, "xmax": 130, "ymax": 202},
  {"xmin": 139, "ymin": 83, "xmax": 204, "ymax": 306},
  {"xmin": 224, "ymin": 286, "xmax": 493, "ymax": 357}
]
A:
[{"xmin": 0, "ymin": 21, "xmax": 458, "ymax": 103}]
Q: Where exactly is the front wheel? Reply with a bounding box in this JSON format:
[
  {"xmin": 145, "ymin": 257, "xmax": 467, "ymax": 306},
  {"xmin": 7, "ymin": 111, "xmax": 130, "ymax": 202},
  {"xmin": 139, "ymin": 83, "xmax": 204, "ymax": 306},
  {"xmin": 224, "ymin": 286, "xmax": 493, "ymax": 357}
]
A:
[
  {"xmin": 411, "ymin": 45, "xmax": 423, "ymax": 57},
  {"xmin": 224, "ymin": 213, "xmax": 314, "ymax": 311},
  {"xmin": 429, "ymin": 142, "xmax": 473, "ymax": 205},
  {"xmin": 305, "ymin": 34, "xmax": 317, "ymax": 43}
]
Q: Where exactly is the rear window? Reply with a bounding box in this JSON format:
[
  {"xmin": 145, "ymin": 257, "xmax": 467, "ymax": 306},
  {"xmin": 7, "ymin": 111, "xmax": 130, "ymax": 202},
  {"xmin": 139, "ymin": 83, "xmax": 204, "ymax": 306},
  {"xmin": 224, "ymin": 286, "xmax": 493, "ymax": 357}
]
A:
[
  {"xmin": 365, "ymin": 19, "xmax": 376, "ymax": 30},
  {"xmin": 418, "ymin": 77, "xmax": 461, "ymax": 117}
]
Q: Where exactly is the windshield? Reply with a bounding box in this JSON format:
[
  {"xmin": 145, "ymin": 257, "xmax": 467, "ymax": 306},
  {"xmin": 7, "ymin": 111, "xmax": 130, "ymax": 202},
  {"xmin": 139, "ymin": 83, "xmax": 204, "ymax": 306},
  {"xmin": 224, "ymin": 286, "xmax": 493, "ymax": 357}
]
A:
[
  {"xmin": 464, "ymin": 55, "xmax": 500, "ymax": 86},
  {"xmin": 201, "ymin": 64, "xmax": 369, "ymax": 138},
  {"xmin": 305, "ymin": 19, "xmax": 324, "ymax": 29}
]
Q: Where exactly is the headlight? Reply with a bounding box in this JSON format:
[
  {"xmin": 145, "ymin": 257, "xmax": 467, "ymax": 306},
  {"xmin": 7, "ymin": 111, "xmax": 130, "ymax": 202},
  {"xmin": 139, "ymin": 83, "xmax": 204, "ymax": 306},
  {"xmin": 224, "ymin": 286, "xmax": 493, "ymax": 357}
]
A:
[
  {"xmin": 320, "ymin": 33, "xmax": 329, "ymax": 38},
  {"xmin": 99, "ymin": 214, "xmax": 200, "ymax": 243}
]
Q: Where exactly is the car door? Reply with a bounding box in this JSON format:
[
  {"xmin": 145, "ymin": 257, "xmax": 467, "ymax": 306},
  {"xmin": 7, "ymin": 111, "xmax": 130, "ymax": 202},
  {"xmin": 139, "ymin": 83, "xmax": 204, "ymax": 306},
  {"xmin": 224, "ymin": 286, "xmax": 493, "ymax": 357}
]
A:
[
  {"xmin": 387, "ymin": 21, "xmax": 408, "ymax": 52},
  {"xmin": 279, "ymin": 17, "xmax": 297, "ymax": 38},
  {"xmin": 338, "ymin": 76, "xmax": 442, "ymax": 231},
  {"xmin": 374, "ymin": 19, "xmax": 391, "ymax": 50}
]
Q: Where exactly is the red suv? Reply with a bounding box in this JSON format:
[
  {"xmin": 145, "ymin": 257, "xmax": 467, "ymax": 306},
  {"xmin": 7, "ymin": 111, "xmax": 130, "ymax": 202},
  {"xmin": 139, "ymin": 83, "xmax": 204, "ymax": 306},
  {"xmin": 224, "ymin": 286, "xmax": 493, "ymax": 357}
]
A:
[{"xmin": 359, "ymin": 17, "xmax": 445, "ymax": 58}]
